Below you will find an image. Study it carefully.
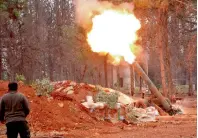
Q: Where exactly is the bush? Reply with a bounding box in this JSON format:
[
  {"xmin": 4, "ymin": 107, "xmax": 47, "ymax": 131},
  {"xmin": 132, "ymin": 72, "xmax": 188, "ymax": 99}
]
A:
[
  {"xmin": 95, "ymin": 89, "xmax": 119, "ymax": 109},
  {"xmin": 15, "ymin": 74, "xmax": 26, "ymax": 82},
  {"xmin": 156, "ymin": 83, "xmax": 161, "ymax": 89},
  {"xmin": 31, "ymin": 78, "xmax": 54, "ymax": 96},
  {"xmin": 126, "ymin": 111, "xmax": 139, "ymax": 123},
  {"xmin": 2, "ymin": 72, "xmax": 8, "ymax": 80}
]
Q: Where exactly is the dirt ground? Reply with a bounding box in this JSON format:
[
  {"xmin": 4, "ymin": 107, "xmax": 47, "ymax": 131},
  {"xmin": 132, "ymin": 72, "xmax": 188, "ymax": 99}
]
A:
[{"xmin": 0, "ymin": 81, "xmax": 196, "ymax": 138}]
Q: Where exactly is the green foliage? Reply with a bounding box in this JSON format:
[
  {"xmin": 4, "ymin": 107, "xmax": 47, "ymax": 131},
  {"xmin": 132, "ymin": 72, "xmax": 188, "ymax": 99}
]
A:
[
  {"xmin": 175, "ymin": 85, "xmax": 189, "ymax": 93},
  {"xmin": 31, "ymin": 78, "xmax": 54, "ymax": 96},
  {"xmin": 126, "ymin": 111, "xmax": 139, "ymax": 123},
  {"xmin": 1, "ymin": 72, "xmax": 8, "ymax": 80},
  {"xmin": 135, "ymin": 87, "xmax": 139, "ymax": 93},
  {"xmin": 15, "ymin": 73, "xmax": 26, "ymax": 82},
  {"xmin": 0, "ymin": 0, "xmax": 26, "ymax": 19},
  {"xmin": 168, "ymin": 107, "xmax": 183, "ymax": 115},
  {"xmin": 0, "ymin": 3, "xmax": 7, "ymax": 11},
  {"xmin": 13, "ymin": 8, "xmax": 20, "ymax": 17},
  {"xmin": 95, "ymin": 89, "xmax": 119, "ymax": 109},
  {"xmin": 156, "ymin": 83, "xmax": 161, "ymax": 89},
  {"xmin": 125, "ymin": 106, "xmax": 142, "ymax": 123}
]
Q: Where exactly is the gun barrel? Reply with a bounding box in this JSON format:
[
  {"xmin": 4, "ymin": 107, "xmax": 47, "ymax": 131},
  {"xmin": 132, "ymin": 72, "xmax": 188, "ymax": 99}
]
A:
[{"xmin": 132, "ymin": 62, "xmax": 172, "ymax": 112}]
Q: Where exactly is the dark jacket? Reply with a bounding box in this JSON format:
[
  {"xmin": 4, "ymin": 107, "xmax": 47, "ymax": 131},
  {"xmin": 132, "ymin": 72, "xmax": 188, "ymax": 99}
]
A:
[{"xmin": 0, "ymin": 91, "xmax": 30, "ymax": 124}]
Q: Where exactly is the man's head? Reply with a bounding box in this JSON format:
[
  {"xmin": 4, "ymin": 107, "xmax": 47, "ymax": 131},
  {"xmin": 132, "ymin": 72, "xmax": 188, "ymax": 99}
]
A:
[{"xmin": 8, "ymin": 82, "xmax": 18, "ymax": 91}]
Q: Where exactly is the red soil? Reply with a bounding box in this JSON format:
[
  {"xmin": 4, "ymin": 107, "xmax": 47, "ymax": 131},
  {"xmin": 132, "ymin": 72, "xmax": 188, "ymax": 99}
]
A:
[
  {"xmin": 0, "ymin": 81, "xmax": 98, "ymax": 132},
  {"xmin": 0, "ymin": 81, "xmax": 196, "ymax": 138}
]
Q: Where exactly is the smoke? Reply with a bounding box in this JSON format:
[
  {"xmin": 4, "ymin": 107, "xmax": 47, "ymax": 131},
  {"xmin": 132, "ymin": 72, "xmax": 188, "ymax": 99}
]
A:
[{"xmin": 74, "ymin": 0, "xmax": 134, "ymax": 29}]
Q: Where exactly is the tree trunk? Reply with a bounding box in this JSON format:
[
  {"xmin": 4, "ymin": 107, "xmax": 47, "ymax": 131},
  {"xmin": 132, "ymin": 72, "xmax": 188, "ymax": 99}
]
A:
[
  {"xmin": 157, "ymin": 9, "xmax": 168, "ymax": 97},
  {"xmin": 0, "ymin": 44, "xmax": 2, "ymax": 80},
  {"xmin": 111, "ymin": 65, "xmax": 114, "ymax": 88},
  {"xmin": 143, "ymin": 51, "xmax": 149, "ymax": 95},
  {"xmin": 163, "ymin": 11, "xmax": 175, "ymax": 99},
  {"xmin": 49, "ymin": 54, "xmax": 54, "ymax": 81},
  {"xmin": 80, "ymin": 64, "xmax": 87, "ymax": 82},
  {"xmin": 139, "ymin": 50, "xmax": 149, "ymax": 98},
  {"xmin": 116, "ymin": 66, "xmax": 120, "ymax": 87},
  {"xmin": 130, "ymin": 64, "xmax": 135, "ymax": 96},
  {"xmin": 139, "ymin": 76, "xmax": 142, "ymax": 92},
  {"xmin": 185, "ymin": 36, "xmax": 196, "ymax": 96},
  {"xmin": 104, "ymin": 54, "xmax": 108, "ymax": 87},
  {"xmin": 165, "ymin": 45, "xmax": 175, "ymax": 98},
  {"xmin": 0, "ymin": 18, "xmax": 2, "ymax": 80},
  {"xmin": 188, "ymin": 68, "xmax": 193, "ymax": 96},
  {"xmin": 98, "ymin": 70, "xmax": 101, "ymax": 85}
]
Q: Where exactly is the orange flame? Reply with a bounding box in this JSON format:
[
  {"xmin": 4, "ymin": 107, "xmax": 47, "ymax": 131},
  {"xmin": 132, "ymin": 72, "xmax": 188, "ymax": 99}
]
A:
[{"xmin": 87, "ymin": 9, "xmax": 141, "ymax": 64}]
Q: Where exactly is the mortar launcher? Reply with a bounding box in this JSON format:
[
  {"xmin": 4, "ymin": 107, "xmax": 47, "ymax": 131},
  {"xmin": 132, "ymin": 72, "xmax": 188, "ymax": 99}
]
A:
[{"xmin": 132, "ymin": 62, "xmax": 172, "ymax": 112}]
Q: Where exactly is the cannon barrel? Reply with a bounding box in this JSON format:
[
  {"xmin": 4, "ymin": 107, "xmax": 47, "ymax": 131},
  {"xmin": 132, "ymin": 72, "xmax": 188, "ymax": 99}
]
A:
[{"xmin": 132, "ymin": 62, "xmax": 172, "ymax": 112}]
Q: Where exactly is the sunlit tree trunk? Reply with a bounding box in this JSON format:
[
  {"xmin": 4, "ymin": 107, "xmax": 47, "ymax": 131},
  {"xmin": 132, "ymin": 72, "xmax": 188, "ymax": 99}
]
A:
[
  {"xmin": 163, "ymin": 12, "xmax": 175, "ymax": 98},
  {"xmin": 157, "ymin": 9, "xmax": 168, "ymax": 97},
  {"xmin": 165, "ymin": 43, "xmax": 175, "ymax": 98},
  {"xmin": 158, "ymin": 8, "xmax": 176, "ymax": 99}
]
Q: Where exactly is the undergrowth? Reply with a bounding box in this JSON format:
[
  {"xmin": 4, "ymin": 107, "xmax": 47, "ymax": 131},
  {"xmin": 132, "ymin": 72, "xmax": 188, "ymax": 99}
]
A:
[{"xmin": 31, "ymin": 78, "xmax": 53, "ymax": 96}]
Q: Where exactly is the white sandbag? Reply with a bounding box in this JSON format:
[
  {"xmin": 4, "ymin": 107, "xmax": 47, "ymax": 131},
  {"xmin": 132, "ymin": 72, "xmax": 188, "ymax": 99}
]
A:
[{"xmin": 117, "ymin": 92, "xmax": 134, "ymax": 105}]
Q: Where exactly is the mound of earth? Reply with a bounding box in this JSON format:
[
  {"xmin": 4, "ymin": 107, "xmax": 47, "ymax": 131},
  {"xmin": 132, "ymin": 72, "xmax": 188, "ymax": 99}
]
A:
[{"xmin": 0, "ymin": 81, "xmax": 98, "ymax": 132}]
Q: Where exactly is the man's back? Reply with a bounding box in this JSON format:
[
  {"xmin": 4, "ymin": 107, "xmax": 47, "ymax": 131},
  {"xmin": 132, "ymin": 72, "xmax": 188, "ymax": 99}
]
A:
[
  {"xmin": 0, "ymin": 82, "xmax": 30, "ymax": 138},
  {"xmin": 0, "ymin": 92, "xmax": 30, "ymax": 124}
]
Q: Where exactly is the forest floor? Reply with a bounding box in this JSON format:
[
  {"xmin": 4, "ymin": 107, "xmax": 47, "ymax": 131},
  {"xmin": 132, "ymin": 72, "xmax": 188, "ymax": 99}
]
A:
[{"xmin": 0, "ymin": 81, "xmax": 196, "ymax": 138}]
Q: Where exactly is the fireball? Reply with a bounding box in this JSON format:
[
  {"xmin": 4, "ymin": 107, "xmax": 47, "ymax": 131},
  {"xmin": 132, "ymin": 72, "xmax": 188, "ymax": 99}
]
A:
[{"xmin": 87, "ymin": 9, "xmax": 141, "ymax": 64}]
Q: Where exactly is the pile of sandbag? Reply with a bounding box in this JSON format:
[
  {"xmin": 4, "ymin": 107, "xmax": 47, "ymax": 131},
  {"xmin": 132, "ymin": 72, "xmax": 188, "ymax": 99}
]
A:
[
  {"xmin": 51, "ymin": 80, "xmax": 134, "ymax": 105},
  {"xmin": 125, "ymin": 106, "xmax": 159, "ymax": 123}
]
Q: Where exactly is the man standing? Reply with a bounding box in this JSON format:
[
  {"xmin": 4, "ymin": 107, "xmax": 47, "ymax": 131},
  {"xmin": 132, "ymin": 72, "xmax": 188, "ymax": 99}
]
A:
[{"xmin": 0, "ymin": 82, "xmax": 30, "ymax": 138}]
